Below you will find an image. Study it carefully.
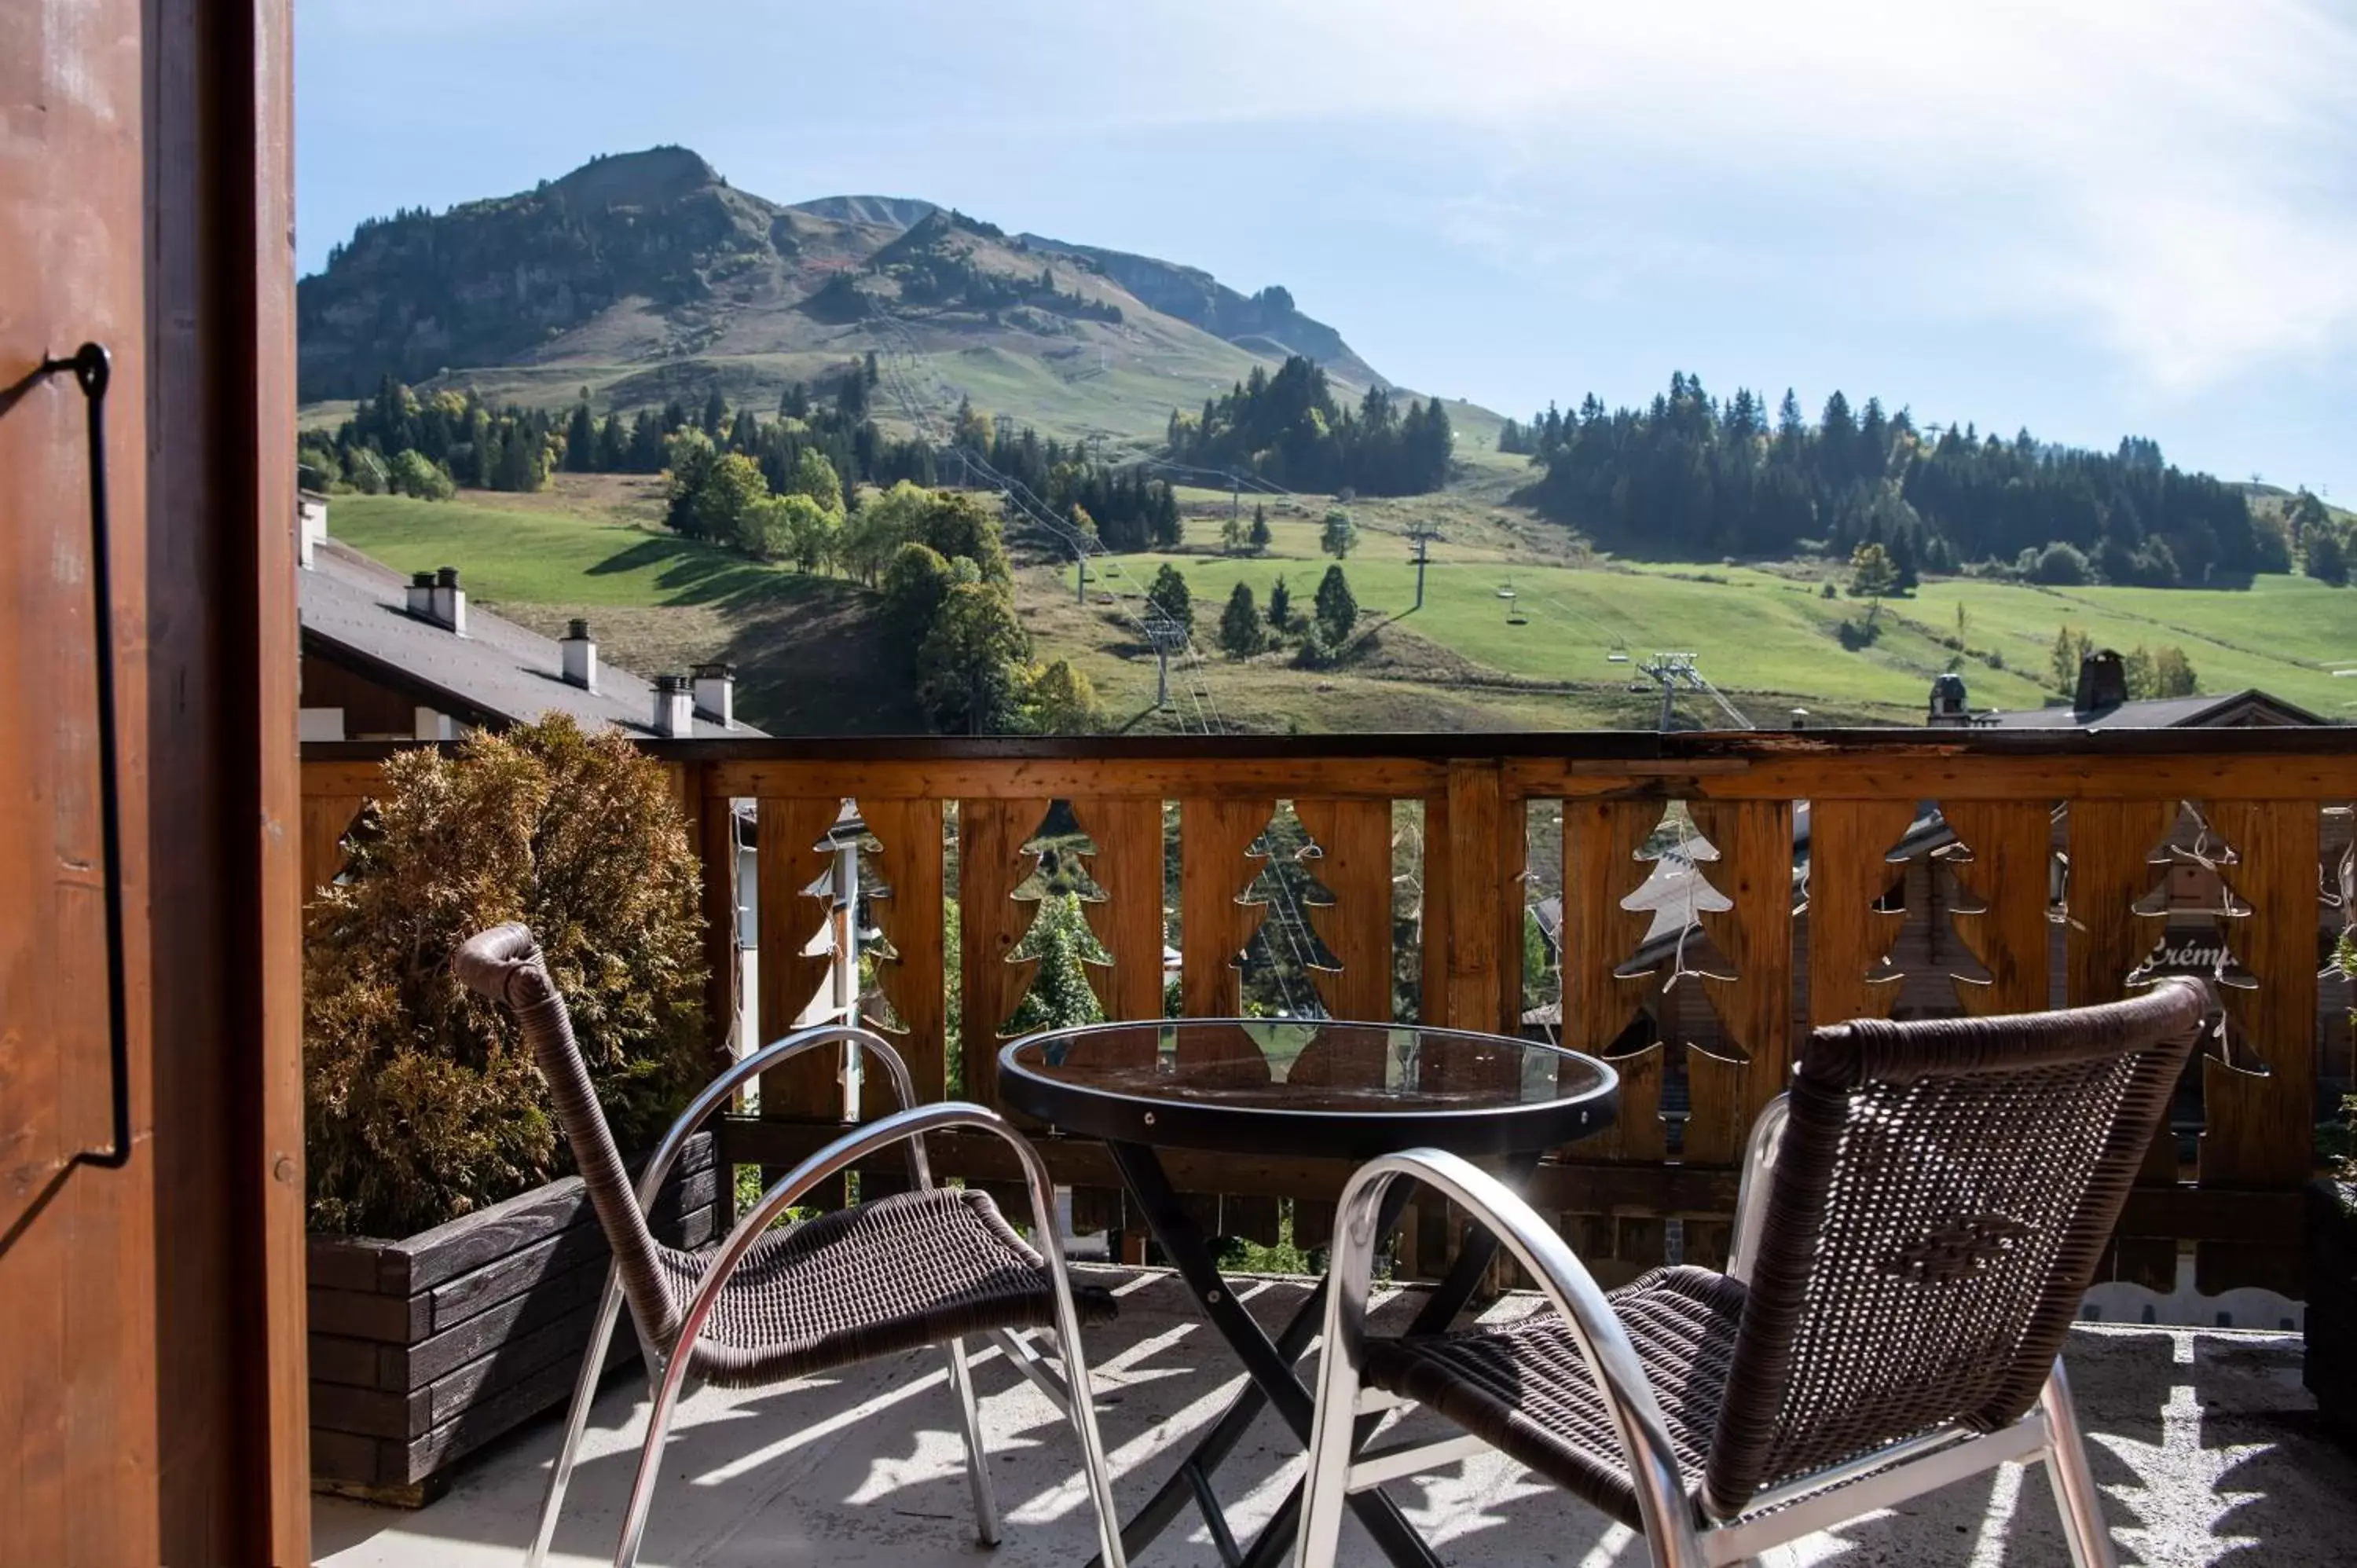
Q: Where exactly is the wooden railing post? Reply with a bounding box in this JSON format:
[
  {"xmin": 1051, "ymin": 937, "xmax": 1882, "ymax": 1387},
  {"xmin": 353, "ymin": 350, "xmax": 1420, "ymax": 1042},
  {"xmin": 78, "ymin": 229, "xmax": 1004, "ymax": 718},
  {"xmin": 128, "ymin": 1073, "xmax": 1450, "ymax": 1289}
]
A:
[
  {"xmin": 1431, "ymin": 758, "xmax": 1516, "ymax": 1035},
  {"xmin": 682, "ymin": 763, "xmax": 740, "ymax": 1078}
]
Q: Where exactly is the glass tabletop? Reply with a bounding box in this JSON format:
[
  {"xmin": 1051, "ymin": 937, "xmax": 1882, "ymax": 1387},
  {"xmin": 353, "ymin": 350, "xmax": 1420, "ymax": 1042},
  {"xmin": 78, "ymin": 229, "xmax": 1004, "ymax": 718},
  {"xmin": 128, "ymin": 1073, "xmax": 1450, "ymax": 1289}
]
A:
[{"xmin": 997, "ymin": 1019, "xmax": 1616, "ymax": 1159}]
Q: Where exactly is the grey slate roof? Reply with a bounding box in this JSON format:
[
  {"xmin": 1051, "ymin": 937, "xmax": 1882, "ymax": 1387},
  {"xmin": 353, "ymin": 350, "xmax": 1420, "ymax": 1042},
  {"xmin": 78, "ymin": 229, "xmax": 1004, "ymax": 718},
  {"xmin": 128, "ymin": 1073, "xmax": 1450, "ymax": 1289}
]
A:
[
  {"xmin": 299, "ymin": 539, "xmax": 757, "ymax": 738},
  {"xmin": 1976, "ymin": 690, "xmax": 2326, "ymax": 729}
]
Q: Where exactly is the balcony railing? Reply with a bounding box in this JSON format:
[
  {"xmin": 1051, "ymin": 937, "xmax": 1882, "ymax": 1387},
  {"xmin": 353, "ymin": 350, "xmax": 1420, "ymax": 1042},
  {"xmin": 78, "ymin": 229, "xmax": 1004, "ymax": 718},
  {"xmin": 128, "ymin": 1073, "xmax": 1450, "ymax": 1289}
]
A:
[{"xmin": 302, "ymin": 728, "xmax": 2356, "ymax": 1297}]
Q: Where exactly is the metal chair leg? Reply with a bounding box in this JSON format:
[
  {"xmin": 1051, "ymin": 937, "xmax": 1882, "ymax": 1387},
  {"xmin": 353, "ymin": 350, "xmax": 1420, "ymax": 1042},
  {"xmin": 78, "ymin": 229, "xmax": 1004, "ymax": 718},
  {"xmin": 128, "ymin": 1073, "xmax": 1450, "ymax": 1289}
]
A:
[
  {"xmin": 1044, "ymin": 1321, "xmax": 1127, "ymax": 1568},
  {"xmin": 526, "ymin": 1265, "xmax": 625, "ymax": 1568},
  {"xmin": 945, "ymin": 1336, "xmax": 1003, "ymax": 1546},
  {"xmin": 2039, "ymin": 1359, "xmax": 2118, "ymax": 1568}
]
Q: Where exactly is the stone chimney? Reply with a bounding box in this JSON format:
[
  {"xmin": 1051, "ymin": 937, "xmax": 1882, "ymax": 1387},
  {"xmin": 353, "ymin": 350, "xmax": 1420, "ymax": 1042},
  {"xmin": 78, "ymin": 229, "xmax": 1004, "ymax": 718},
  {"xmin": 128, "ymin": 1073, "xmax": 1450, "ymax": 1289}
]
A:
[
  {"xmin": 2074, "ymin": 649, "xmax": 2128, "ymax": 714},
  {"xmin": 418, "ymin": 566, "xmax": 466, "ymax": 635},
  {"xmin": 1927, "ymin": 672, "xmax": 1971, "ymax": 727},
  {"xmin": 652, "ymin": 674, "xmax": 695, "ymax": 738},
  {"xmin": 691, "ymin": 661, "xmax": 735, "ymax": 730},
  {"xmin": 559, "ymin": 618, "xmax": 598, "ymax": 691}
]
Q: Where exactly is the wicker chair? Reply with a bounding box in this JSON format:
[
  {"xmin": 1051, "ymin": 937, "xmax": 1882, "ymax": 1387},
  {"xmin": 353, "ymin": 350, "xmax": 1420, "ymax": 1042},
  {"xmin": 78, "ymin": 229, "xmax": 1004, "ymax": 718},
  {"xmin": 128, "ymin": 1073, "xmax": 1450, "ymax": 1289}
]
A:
[
  {"xmin": 452, "ymin": 924, "xmax": 1127, "ymax": 1568},
  {"xmin": 1295, "ymin": 978, "xmax": 2209, "ymax": 1568}
]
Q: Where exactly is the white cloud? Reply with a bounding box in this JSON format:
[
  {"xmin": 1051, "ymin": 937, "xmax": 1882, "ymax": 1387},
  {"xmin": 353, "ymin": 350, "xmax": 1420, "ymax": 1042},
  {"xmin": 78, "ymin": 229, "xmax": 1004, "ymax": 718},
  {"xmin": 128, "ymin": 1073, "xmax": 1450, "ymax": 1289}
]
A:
[{"xmin": 1098, "ymin": 0, "xmax": 2357, "ymax": 394}]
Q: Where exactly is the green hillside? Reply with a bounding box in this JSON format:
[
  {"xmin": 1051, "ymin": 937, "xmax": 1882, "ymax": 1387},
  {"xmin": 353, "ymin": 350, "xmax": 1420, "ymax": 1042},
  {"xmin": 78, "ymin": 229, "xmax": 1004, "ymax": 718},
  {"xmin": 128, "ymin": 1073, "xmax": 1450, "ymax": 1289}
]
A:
[{"xmin": 317, "ymin": 478, "xmax": 2354, "ymax": 736}]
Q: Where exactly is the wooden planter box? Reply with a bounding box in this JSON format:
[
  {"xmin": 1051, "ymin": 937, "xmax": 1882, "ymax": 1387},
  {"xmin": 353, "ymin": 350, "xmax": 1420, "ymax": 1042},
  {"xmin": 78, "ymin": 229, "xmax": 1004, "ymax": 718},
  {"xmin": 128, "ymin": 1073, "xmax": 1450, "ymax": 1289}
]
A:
[
  {"xmin": 308, "ymin": 1134, "xmax": 719, "ymax": 1504},
  {"xmin": 2308, "ymin": 1178, "xmax": 2357, "ymax": 1449}
]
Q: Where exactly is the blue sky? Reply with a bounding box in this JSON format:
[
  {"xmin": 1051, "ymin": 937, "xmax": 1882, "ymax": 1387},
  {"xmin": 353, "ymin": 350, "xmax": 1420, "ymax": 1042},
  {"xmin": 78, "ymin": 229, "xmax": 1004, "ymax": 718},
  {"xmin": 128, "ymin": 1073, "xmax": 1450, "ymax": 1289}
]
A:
[{"xmin": 299, "ymin": 0, "xmax": 2357, "ymax": 498}]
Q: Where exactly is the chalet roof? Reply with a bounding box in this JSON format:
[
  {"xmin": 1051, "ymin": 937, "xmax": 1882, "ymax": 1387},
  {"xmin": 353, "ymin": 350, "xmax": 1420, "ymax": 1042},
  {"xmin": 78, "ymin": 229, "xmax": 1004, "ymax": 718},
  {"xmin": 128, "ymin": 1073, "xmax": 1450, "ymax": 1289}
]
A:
[
  {"xmin": 299, "ymin": 538, "xmax": 757, "ymax": 738},
  {"xmin": 1976, "ymin": 689, "xmax": 2326, "ymax": 729}
]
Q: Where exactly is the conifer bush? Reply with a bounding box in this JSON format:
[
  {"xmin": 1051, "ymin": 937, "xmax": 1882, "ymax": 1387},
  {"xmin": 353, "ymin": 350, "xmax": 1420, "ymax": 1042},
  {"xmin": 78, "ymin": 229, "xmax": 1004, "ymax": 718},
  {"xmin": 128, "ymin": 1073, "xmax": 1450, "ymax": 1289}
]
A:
[{"xmin": 303, "ymin": 716, "xmax": 708, "ymax": 1236}]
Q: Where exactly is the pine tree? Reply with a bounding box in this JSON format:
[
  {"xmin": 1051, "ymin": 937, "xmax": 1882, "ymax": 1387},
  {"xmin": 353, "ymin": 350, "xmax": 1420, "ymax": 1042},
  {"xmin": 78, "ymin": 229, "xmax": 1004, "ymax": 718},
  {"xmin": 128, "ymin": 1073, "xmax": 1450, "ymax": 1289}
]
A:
[
  {"xmin": 565, "ymin": 392, "xmax": 596, "ymax": 473},
  {"xmin": 700, "ymin": 388, "xmax": 727, "ymax": 438},
  {"xmin": 1267, "ymin": 574, "xmax": 1292, "ymax": 632},
  {"xmin": 1314, "ymin": 565, "xmax": 1358, "ymax": 643},
  {"xmin": 1146, "ymin": 562, "xmax": 1193, "ymax": 635},
  {"xmin": 1219, "ymin": 581, "xmax": 1263, "ymax": 658}
]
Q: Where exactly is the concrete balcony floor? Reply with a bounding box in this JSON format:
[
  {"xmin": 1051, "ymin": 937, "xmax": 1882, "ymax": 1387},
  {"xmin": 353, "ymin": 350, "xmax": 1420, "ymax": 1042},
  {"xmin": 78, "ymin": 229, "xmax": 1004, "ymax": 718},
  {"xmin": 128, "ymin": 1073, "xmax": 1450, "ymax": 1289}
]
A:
[{"xmin": 314, "ymin": 1266, "xmax": 2355, "ymax": 1567}]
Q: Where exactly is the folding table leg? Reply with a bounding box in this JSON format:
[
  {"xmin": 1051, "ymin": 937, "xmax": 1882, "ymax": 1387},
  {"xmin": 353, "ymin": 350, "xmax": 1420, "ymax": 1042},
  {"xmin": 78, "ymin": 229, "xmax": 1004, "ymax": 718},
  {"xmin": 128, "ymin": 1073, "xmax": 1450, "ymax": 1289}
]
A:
[{"xmin": 1096, "ymin": 1141, "xmax": 1442, "ymax": 1568}]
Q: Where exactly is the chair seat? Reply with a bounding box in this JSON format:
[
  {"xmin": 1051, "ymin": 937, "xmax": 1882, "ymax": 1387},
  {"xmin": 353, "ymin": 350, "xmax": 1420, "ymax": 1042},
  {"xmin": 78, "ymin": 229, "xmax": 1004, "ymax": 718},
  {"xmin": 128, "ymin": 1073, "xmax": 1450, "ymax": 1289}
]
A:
[
  {"xmin": 1362, "ymin": 1265, "xmax": 1744, "ymax": 1528},
  {"xmin": 656, "ymin": 1186, "xmax": 1117, "ymax": 1388}
]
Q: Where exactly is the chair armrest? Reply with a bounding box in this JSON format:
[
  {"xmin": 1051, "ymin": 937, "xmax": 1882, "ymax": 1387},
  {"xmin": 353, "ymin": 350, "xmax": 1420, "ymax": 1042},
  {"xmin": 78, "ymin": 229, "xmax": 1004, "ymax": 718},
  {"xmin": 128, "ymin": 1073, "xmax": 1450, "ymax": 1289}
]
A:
[
  {"xmin": 1303, "ymin": 1149, "xmax": 1707, "ymax": 1568},
  {"xmin": 635, "ymin": 1023, "xmax": 925, "ymax": 1208}
]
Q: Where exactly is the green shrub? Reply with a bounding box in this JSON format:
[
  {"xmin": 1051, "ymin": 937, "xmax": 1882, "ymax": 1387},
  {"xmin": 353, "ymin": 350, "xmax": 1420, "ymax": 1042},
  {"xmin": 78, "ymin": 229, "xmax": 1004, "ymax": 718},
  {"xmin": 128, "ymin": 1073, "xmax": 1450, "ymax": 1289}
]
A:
[{"xmin": 303, "ymin": 716, "xmax": 709, "ymax": 1236}]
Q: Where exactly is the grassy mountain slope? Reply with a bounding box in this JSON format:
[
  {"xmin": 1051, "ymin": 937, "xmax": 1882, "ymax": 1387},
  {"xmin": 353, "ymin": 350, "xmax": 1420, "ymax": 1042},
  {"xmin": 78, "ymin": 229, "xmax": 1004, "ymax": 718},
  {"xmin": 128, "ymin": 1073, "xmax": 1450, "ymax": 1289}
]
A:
[
  {"xmin": 320, "ymin": 476, "xmax": 2355, "ymax": 737},
  {"xmin": 299, "ymin": 148, "xmax": 1401, "ymax": 451}
]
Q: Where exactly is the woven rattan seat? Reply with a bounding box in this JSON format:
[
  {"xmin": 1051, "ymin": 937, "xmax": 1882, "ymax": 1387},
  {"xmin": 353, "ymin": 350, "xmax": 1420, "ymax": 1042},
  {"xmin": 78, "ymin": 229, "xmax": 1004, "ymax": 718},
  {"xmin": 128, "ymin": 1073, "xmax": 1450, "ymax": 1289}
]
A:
[
  {"xmin": 1362, "ymin": 1265, "xmax": 1744, "ymax": 1527},
  {"xmin": 1296, "ymin": 980, "xmax": 2210, "ymax": 1568},
  {"xmin": 451, "ymin": 922, "xmax": 1129, "ymax": 1568},
  {"xmin": 655, "ymin": 1186, "xmax": 1117, "ymax": 1387}
]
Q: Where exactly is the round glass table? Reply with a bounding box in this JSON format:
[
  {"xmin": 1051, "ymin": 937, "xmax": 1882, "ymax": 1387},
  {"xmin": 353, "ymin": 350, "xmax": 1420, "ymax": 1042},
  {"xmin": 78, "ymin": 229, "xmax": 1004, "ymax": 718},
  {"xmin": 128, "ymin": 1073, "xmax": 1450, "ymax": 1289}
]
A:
[{"xmin": 998, "ymin": 1020, "xmax": 1618, "ymax": 1568}]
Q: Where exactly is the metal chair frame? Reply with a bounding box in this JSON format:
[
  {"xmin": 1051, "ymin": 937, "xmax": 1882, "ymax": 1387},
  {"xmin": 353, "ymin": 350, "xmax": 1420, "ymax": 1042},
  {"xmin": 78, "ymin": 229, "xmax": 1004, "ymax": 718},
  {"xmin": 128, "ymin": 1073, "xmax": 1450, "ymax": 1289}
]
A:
[
  {"xmin": 1296, "ymin": 1127, "xmax": 2119, "ymax": 1568},
  {"xmin": 520, "ymin": 1022, "xmax": 1126, "ymax": 1568}
]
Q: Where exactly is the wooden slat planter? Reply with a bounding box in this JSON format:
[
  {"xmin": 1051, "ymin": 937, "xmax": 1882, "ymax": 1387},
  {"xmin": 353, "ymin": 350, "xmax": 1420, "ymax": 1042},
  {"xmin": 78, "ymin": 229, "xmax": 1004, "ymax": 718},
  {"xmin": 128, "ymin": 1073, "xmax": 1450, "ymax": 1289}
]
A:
[{"xmin": 306, "ymin": 1133, "xmax": 718, "ymax": 1504}]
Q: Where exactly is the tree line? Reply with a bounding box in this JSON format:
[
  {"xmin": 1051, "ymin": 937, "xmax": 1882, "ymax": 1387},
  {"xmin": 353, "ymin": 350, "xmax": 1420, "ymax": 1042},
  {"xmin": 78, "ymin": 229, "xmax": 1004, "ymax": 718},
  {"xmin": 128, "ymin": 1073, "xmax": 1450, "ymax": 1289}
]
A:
[
  {"xmin": 1166, "ymin": 356, "xmax": 1454, "ymax": 496},
  {"xmin": 1501, "ymin": 372, "xmax": 2293, "ymax": 589},
  {"xmin": 298, "ymin": 360, "xmax": 939, "ymax": 505},
  {"xmin": 299, "ymin": 365, "xmax": 1193, "ymax": 560}
]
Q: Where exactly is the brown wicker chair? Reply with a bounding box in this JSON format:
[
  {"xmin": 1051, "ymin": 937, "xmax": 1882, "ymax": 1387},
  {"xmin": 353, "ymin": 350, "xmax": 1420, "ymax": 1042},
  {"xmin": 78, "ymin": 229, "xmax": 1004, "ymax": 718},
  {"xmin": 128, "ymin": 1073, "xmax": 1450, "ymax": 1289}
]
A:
[
  {"xmin": 1295, "ymin": 978, "xmax": 2209, "ymax": 1568},
  {"xmin": 452, "ymin": 924, "xmax": 1127, "ymax": 1568}
]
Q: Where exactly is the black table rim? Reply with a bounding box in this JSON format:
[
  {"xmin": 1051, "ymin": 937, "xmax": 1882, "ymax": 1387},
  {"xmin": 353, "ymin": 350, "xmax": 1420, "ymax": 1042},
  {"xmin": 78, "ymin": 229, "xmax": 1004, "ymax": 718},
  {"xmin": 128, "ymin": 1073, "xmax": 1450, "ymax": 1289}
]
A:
[{"xmin": 995, "ymin": 1018, "xmax": 1618, "ymax": 1160}]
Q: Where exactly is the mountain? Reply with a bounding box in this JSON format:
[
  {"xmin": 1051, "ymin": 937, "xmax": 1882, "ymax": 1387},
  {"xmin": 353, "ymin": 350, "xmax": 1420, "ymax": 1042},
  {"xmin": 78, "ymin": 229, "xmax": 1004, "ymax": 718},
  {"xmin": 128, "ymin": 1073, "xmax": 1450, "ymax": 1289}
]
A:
[
  {"xmin": 298, "ymin": 148, "xmax": 1389, "ymax": 445},
  {"xmin": 1015, "ymin": 236, "xmax": 1382, "ymax": 386}
]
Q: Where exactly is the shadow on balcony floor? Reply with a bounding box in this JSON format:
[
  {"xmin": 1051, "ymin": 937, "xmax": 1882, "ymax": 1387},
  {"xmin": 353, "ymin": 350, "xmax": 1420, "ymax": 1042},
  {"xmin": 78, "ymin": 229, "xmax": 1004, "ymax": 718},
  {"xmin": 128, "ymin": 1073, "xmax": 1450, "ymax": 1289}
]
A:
[{"xmin": 313, "ymin": 1267, "xmax": 2356, "ymax": 1567}]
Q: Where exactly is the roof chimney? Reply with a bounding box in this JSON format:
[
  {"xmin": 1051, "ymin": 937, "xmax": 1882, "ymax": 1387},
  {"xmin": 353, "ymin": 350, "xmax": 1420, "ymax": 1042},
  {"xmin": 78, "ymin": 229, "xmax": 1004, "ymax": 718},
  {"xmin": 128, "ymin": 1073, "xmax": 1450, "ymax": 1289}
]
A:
[
  {"xmin": 653, "ymin": 674, "xmax": 695, "ymax": 738},
  {"xmin": 405, "ymin": 570, "xmax": 436, "ymax": 618},
  {"xmin": 560, "ymin": 618, "xmax": 598, "ymax": 691},
  {"xmin": 691, "ymin": 661, "xmax": 735, "ymax": 729},
  {"xmin": 297, "ymin": 493, "xmax": 328, "ymax": 569},
  {"xmin": 2074, "ymin": 649, "xmax": 2128, "ymax": 714},
  {"xmin": 1927, "ymin": 672, "xmax": 1970, "ymax": 727},
  {"xmin": 429, "ymin": 566, "xmax": 467, "ymax": 636}
]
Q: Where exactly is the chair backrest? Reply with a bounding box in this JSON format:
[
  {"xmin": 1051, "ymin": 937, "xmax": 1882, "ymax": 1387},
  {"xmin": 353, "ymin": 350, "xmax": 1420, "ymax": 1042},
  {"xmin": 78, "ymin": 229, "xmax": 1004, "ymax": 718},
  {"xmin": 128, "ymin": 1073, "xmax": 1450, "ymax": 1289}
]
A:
[
  {"xmin": 453, "ymin": 923, "xmax": 681, "ymax": 1350},
  {"xmin": 1700, "ymin": 977, "xmax": 2206, "ymax": 1519}
]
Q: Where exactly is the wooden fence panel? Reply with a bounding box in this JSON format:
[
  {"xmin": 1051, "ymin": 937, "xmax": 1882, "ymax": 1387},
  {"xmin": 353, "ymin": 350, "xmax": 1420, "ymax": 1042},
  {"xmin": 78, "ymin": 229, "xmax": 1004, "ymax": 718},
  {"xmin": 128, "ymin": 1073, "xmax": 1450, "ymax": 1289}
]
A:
[
  {"xmin": 1069, "ymin": 798, "xmax": 1167, "ymax": 1028},
  {"xmin": 1684, "ymin": 799, "xmax": 1795, "ymax": 1164},
  {"xmin": 2196, "ymin": 799, "xmax": 2319, "ymax": 1295},
  {"xmin": 1940, "ymin": 800, "xmax": 2054, "ymax": 1017},
  {"xmin": 2066, "ymin": 798, "xmax": 2179, "ymax": 1286},
  {"xmin": 1064, "ymin": 797, "xmax": 1164, "ymax": 1236},
  {"xmin": 754, "ymin": 797, "xmax": 842, "ymax": 1135},
  {"xmin": 956, "ymin": 797, "xmax": 1047, "ymax": 1111},
  {"xmin": 861, "ymin": 798, "xmax": 947, "ymax": 1114},
  {"xmin": 1293, "ymin": 798, "xmax": 1395, "ymax": 1028}
]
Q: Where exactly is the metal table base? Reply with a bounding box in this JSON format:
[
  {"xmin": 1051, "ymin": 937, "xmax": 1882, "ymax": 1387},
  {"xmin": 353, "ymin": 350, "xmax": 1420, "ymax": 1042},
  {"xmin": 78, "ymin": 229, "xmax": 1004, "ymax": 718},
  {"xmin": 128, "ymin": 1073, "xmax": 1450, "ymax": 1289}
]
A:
[{"xmin": 1091, "ymin": 1141, "xmax": 1533, "ymax": 1568}]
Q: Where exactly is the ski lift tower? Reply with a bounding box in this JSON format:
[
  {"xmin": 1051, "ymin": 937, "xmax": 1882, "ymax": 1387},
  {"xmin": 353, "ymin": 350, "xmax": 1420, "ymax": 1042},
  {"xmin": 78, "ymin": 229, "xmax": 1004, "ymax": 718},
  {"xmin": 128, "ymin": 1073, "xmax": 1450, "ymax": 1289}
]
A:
[
  {"xmin": 1635, "ymin": 652, "xmax": 1696, "ymax": 732},
  {"xmin": 1633, "ymin": 652, "xmax": 1753, "ymax": 733},
  {"xmin": 1145, "ymin": 614, "xmax": 1190, "ymax": 710},
  {"xmin": 1407, "ymin": 525, "xmax": 1439, "ymax": 610}
]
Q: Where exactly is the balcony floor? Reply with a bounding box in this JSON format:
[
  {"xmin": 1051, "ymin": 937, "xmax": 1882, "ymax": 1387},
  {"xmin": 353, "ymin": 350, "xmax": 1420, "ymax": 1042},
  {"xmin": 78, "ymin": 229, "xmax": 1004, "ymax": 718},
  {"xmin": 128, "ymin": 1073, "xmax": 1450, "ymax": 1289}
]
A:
[{"xmin": 313, "ymin": 1266, "xmax": 2353, "ymax": 1567}]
